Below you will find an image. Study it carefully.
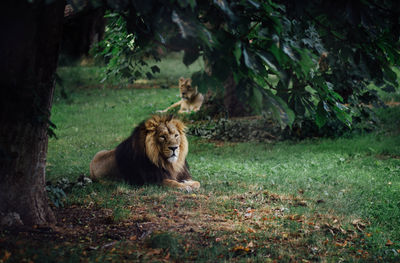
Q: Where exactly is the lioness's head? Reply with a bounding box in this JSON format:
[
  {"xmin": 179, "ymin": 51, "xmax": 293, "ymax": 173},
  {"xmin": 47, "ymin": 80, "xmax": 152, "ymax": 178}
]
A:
[
  {"xmin": 179, "ymin": 77, "xmax": 198, "ymax": 100},
  {"xmin": 144, "ymin": 115, "xmax": 188, "ymax": 172}
]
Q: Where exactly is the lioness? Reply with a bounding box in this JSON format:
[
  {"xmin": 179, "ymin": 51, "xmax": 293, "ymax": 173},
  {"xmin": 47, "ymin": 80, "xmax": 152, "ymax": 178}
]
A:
[{"xmin": 158, "ymin": 77, "xmax": 204, "ymax": 113}]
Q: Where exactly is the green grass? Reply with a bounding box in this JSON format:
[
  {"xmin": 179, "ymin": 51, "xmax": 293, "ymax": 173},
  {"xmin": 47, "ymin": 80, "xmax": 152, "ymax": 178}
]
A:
[
  {"xmin": 143, "ymin": 51, "xmax": 204, "ymax": 85},
  {"xmin": 6, "ymin": 56, "xmax": 400, "ymax": 262},
  {"xmin": 43, "ymin": 58, "xmax": 400, "ymax": 262},
  {"xmin": 56, "ymin": 51, "xmax": 204, "ymax": 89},
  {"xmin": 47, "ymin": 87, "xmax": 182, "ymax": 181}
]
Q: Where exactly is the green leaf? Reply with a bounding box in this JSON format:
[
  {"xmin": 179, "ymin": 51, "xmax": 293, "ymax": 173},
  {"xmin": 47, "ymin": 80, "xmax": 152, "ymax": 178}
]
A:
[
  {"xmin": 332, "ymin": 102, "xmax": 352, "ymax": 128},
  {"xmin": 187, "ymin": 0, "xmax": 197, "ymax": 10},
  {"xmin": 282, "ymin": 44, "xmax": 296, "ymax": 61},
  {"xmin": 264, "ymin": 89, "xmax": 295, "ymax": 128},
  {"xmin": 151, "ymin": 65, "xmax": 160, "ymax": 74},
  {"xmin": 315, "ymin": 101, "xmax": 328, "ymax": 128},
  {"xmin": 382, "ymin": 84, "xmax": 396, "ymax": 93},
  {"xmin": 243, "ymin": 48, "xmax": 262, "ymax": 73},
  {"xmin": 256, "ymin": 51, "xmax": 278, "ymax": 72},
  {"xmin": 248, "ymin": 0, "xmax": 260, "ymax": 9},
  {"xmin": 183, "ymin": 49, "xmax": 200, "ymax": 66},
  {"xmin": 171, "ymin": 11, "xmax": 195, "ymax": 39},
  {"xmin": 104, "ymin": 13, "xmax": 119, "ymax": 18},
  {"xmin": 146, "ymin": 72, "xmax": 153, "ymax": 79},
  {"xmin": 233, "ymin": 42, "xmax": 242, "ymax": 65},
  {"xmin": 383, "ymin": 66, "xmax": 398, "ymax": 85},
  {"xmin": 297, "ymin": 49, "xmax": 314, "ymax": 77},
  {"xmin": 250, "ymin": 85, "xmax": 263, "ymax": 113},
  {"xmin": 268, "ymin": 45, "xmax": 284, "ymax": 65},
  {"xmin": 213, "ymin": 0, "xmax": 235, "ymax": 21}
]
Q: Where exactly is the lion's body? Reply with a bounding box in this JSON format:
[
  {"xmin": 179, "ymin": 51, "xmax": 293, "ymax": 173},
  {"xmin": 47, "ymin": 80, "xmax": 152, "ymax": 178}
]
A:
[
  {"xmin": 90, "ymin": 115, "xmax": 200, "ymax": 190},
  {"xmin": 159, "ymin": 77, "xmax": 204, "ymax": 114}
]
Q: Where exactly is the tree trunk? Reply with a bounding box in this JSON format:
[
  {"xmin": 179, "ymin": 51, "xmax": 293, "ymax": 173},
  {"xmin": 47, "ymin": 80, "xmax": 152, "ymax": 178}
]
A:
[
  {"xmin": 223, "ymin": 74, "xmax": 248, "ymax": 117},
  {"xmin": 62, "ymin": 5, "xmax": 105, "ymax": 57},
  {"xmin": 0, "ymin": 0, "xmax": 65, "ymax": 226}
]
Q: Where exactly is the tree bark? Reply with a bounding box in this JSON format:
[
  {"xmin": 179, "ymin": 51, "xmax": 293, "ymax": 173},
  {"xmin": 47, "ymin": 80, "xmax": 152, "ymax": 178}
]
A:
[
  {"xmin": 62, "ymin": 5, "xmax": 105, "ymax": 57},
  {"xmin": 0, "ymin": 0, "xmax": 65, "ymax": 226},
  {"xmin": 223, "ymin": 74, "xmax": 248, "ymax": 117}
]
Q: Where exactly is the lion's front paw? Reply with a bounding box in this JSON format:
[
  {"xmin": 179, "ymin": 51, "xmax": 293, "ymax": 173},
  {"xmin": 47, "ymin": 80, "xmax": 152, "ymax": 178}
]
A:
[
  {"xmin": 183, "ymin": 185, "xmax": 193, "ymax": 192},
  {"xmin": 183, "ymin": 180, "xmax": 200, "ymax": 190}
]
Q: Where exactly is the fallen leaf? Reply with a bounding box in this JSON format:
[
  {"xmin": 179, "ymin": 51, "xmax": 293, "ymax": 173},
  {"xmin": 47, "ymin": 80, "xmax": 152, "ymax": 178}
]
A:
[
  {"xmin": 352, "ymin": 219, "xmax": 368, "ymax": 231},
  {"xmin": 335, "ymin": 240, "xmax": 347, "ymax": 247},
  {"xmin": 2, "ymin": 250, "xmax": 11, "ymax": 261},
  {"xmin": 247, "ymin": 228, "xmax": 256, "ymax": 233},
  {"xmin": 286, "ymin": 214, "xmax": 301, "ymax": 221},
  {"xmin": 102, "ymin": 241, "xmax": 118, "ymax": 249},
  {"xmin": 231, "ymin": 245, "xmax": 250, "ymax": 254},
  {"xmin": 145, "ymin": 248, "xmax": 163, "ymax": 256},
  {"xmin": 294, "ymin": 200, "xmax": 307, "ymax": 207},
  {"xmin": 244, "ymin": 208, "xmax": 254, "ymax": 219},
  {"xmin": 386, "ymin": 240, "xmax": 394, "ymax": 246}
]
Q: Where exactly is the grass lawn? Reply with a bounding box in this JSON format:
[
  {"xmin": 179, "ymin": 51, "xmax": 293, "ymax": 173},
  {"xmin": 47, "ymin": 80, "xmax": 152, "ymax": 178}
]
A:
[{"xmin": 1, "ymin": 55, "xmax": 400, "ymax": 262}]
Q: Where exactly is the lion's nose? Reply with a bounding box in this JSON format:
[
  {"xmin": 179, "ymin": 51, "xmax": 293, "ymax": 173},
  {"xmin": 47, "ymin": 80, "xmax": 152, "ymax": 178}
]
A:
[{"xmin": 168, "ymin": 146, "xmax": 178, "ymax": 152}]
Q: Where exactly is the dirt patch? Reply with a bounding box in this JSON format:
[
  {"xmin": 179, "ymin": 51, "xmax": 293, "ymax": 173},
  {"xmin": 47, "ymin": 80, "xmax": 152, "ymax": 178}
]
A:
[
  {"xmin": 55, "ymin": 205, "xmax": 141, "ymax": 243},
  {"xmin": 0, "ymin": 190, "xmax": 374, "ymax": 262}
]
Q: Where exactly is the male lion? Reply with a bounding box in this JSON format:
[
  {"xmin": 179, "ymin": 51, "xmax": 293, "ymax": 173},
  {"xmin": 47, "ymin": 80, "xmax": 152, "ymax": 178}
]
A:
[
  {"xmin": 90, "ymin": 115, "xmax": 200, "ymax": 191},
  {"xmin": 158, "ymin": 77, "xmax": 204, "ymax": 113}
]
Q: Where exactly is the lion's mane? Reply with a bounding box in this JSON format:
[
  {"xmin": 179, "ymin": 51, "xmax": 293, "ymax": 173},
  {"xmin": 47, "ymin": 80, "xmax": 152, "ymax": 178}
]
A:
[{"xmin": 113, "ymin": 115, "xmax": 192, "ymax": 185}]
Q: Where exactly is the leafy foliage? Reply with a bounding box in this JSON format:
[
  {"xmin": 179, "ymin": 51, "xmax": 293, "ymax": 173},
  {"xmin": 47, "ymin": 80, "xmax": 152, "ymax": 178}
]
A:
[
  {"xmin": 280, "ymin": 0, "xmax": 400, "ymax": 130},
  {"xmin": 91, "ymin": 12, "xmax": 161, "ymax": 84},
  {"xmin": 46, "ymin": 175, "xmax": 93, "ymax": 208},
  {"xmin": 93, "ymin": 0, "xmax": 399, "ymax": 130},
  {"xmin": 46, "ymin": 183, "xmax": 67, "ymax": 208},
  {"xmin": 188, "ymin": 117, "xmax": 282, "ymax": 142}
]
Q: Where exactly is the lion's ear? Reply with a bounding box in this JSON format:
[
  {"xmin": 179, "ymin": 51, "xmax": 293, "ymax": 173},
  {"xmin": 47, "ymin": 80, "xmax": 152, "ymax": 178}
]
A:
[
  {"xmin": 179, "ymin": 77, "xmax": 185, "ymax": 84},
  {"xmin": 186, "ymin": 78, "xmax": 192, "ymax": 85},
  {"xmin": 145, "ymin": 116, "xmax": 159, "ymax": 131}
]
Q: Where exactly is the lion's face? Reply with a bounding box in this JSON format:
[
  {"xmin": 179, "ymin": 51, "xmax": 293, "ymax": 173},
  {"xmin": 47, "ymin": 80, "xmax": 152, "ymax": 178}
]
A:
[
  {"xmin": 179, "ymin": 77, "xmax": 197, "ymax": 100},
  {"xmin": 144, "ymin": 115, "xmax": 188, "ymax": 171},
  {"xmin": 155, "ymin": 122, "xmax": 181, "ymax": 163}
]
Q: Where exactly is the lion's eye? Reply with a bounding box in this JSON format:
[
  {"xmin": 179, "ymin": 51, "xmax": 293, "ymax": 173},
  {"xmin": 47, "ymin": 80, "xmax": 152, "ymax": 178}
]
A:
[
  {"xmin": 160, "ymin": 135, "xmax": 166, "ymax": 140},
  {"xmin": 175, "ymin": 134, "xmax": 179, "ymax": 138}
]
